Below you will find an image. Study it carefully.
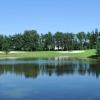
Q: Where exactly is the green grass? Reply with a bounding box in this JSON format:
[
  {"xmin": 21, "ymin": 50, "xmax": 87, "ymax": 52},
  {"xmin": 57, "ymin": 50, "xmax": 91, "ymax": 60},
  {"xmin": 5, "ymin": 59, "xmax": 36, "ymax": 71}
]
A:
[
  {"xmin": 66, "ymin": 49, "xmax": 96, "ymax": 59},
  {"xmin": 0, "ymin": 49, "xmax": 97, "ymax": 59},
  {"xmin": 0, "ymin": 51, "xmax": 64, "ymax": 59}
]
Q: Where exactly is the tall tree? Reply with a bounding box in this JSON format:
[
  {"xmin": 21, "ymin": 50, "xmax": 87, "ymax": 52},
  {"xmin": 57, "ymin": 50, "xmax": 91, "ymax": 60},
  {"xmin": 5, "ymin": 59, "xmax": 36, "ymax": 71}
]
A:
[
  {"xmin": 77, "ymin": 32, "xmax": 86, "ymax": 50},
  {"xmin": 2, "ymin": 36, "xmax": 10, "ymax": 55},
  {"xmin": 54, "ymin": 32, "xmax": 64, "ymax": 50},
  {"xmin": 88, "ymin": 31, "xmax": 98, "ymax": 49},
  {"xmin": 63, "ymin": 33, "xmax": 74, "ymax": 51},
  {"xmin": 41, "ymin": 32, "xmax": 54, "ymax": 50},
  {"xmin": 10, "ymin": 33, "xmax": 24, "ymax": 51},
  {"xmin": 0, "ymin": 35, "xmax": 4, "ymax": 51},
  {"xmin": 23, "ymin": 30, "xmax": 39, "ymax": 51},
  {"xmin": 96, "ymin": 36, "xmax": 100, "ymax": 56}
]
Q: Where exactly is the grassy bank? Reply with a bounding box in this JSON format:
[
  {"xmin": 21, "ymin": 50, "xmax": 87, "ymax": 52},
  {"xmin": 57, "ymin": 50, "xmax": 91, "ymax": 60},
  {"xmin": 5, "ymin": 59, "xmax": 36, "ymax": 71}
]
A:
[
  {"xmin": 0, "ymin": 49, "xmax": 97, "ymax": 59},
  {"xmin": 66, "ymin": 49, "xmax": 96, "ymax": 59},
  {"xmin": 0, "ymin": 51, "xmax": 65, "ymax": 59}
]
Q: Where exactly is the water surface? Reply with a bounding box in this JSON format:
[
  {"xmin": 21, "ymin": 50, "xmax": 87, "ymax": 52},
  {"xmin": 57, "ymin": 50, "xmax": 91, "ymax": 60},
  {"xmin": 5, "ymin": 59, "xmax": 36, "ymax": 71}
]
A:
[{"xmin": 0, "ymin": 58, "xmax": 100, "ymax": 100}]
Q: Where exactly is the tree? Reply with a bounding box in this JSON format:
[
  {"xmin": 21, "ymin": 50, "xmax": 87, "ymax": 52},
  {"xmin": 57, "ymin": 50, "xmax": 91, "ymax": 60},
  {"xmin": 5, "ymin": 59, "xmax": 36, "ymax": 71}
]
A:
[
  {"xmin": 41, "ymin": 32, "xmax": 54, "ymax": 50},
  {"xmin": 88, "ymin": 30, "xmax": 99, "ymax": 49},
  {"xmin": 10, "ymin": 33, "xmax": 24, "ymax": 51},
  {"xmin": 2, "ymin": 36, "xmax": 10, "ymax": 55},
  {"xmin": 37, "ymin": 34, "xmax": 44, "ymax": 51},
  {"xmin": 0, "ymin": 35, "xmax": 4, "ymax": 51},
  {"xmin": 63, "ymin": 33, "xmax": 74, "ymax": 51},
  {"xmin": 77, "ymin": 32, "xmax": 86, "ymax": 50},
  {"xmin": 54, "ymin": 32, "xmax": 64, "ymax": 50},
  {"xmin": 96, "ymin": 36, "xmax": 100, "ymax": 56},
  {"xmin": 23, "ymin": 30, "xmax": 39, "ymax": 51}
]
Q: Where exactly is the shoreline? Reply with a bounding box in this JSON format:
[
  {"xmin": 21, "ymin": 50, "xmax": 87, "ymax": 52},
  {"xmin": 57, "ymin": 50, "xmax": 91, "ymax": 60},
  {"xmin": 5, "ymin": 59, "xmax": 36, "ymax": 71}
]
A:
[{"xmin": 0, "ymin": 49, "xmax": 97, "ymax": 60}]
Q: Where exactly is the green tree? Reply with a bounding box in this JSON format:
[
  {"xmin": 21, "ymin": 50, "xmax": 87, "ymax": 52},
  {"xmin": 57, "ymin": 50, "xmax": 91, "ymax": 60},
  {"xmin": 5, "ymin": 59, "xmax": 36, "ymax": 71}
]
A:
[
  {"xmin": 23, "ymin": 30, "xmax": 39, "ymax": 51},
  {"xmin": 54, "ymin": 32, "xmax": 64, "ymax": 50},
  {"xmin": 63, "ymin": 33, "xmax": 74, "ymax": 51},
  {"xmin": 0, "ymin": 35, "xmax": 4, "ymax": 51},
  {"xmin": 41, "ymin": 32, "xmax": 54, "ymax": 50},
  {"xmin": 96, "ymin": 36, "xmax": 100, "ymax": 56},
  {"xmin": 2, "ymin": 36, "xmax": 10, "ymax": 55},
  {"xmin": 10, "ymin": 33, "xmax": 24, "ymax": 51},
  {"xmin": 77, "ymin": 32, "xmax": 86, "ymax": 50},
  {"xmin": 88, "ymin": 30, "xmax": 99, "ymax": 49}
]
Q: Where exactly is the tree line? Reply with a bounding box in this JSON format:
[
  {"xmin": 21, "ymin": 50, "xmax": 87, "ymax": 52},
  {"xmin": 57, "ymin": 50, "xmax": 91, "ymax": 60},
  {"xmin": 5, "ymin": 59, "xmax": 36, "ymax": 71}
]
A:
[{"xmin": 0, "ymin": 29, "xmax": 100, "ymax": 54}]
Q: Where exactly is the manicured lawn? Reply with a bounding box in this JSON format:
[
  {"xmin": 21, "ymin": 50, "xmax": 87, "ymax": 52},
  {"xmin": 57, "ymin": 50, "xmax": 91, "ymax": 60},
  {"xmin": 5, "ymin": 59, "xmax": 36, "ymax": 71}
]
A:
[
  {"xmin": 0, "ymin": 51, "xmax": 64, "ymax": 59},
  {"xmin": 66, "ymin": 49, "xmax": 96, "ymax": 59},
  {"xmin": 0, "ymin": 49, "xmax": 97, "ymax": 59}
]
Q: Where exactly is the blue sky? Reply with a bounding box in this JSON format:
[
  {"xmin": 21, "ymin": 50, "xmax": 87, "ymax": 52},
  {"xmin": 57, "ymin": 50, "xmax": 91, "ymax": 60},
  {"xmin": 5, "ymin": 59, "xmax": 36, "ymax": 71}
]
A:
[{"xmin": 0, "ymin": 0, "xmax": 100, "ymax": 35}]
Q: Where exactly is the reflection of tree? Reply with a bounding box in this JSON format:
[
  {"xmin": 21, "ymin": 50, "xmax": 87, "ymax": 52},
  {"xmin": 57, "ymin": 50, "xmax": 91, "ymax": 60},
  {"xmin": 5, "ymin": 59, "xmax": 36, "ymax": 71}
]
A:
[
  {"xmin": 44, "ymin": 64, "xmax": 55, "ymax": 76},
  {"xmin": 87, "ymin": 64, "xmax": 100, "ymax": 78},
  {"xmin": 0, "ymin": 59, "xmax": 100, "ymax": 79},
  {"xmin": 14, "ymin": 64, "xmax": 40, "ymax": 78},
  {"xmin": 78, "ymin": 62, "xmax": 88, "ymax": 75},
  {"xmin": 0, "ymin": 64, "xmax": 40, "ymax": 79},
  {"xmin": 55, "ymin": 64, "xmax": 75, "ymax": 76}
]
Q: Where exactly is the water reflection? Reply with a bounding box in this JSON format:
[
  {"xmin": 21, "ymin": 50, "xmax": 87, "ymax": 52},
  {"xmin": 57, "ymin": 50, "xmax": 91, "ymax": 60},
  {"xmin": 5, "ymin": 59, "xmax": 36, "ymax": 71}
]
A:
[{"xmin": 0, "ymin": 58, "xmax": 100, "ymax": 79}]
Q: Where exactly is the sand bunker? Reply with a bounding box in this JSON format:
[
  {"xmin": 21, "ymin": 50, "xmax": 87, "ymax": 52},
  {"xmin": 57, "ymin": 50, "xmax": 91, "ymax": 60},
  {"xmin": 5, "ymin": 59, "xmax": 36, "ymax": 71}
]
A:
[{"xmin": 57, "ymin": 50, "xmax": 85, "ymax": 54}]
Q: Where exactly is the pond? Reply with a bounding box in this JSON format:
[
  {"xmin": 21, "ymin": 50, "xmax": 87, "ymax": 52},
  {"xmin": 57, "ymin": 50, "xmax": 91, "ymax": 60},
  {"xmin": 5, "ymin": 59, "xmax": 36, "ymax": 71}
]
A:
[{"xmin": 0, "ymin": 57, "xmax": 100, "ymax": 100}]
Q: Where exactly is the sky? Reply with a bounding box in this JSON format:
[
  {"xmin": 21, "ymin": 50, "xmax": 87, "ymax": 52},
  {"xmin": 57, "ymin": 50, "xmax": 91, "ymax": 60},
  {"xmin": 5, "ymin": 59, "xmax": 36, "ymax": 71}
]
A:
[{"xmin": 0, "ymin": 0, "xmax": 100, "ymax": 35}]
